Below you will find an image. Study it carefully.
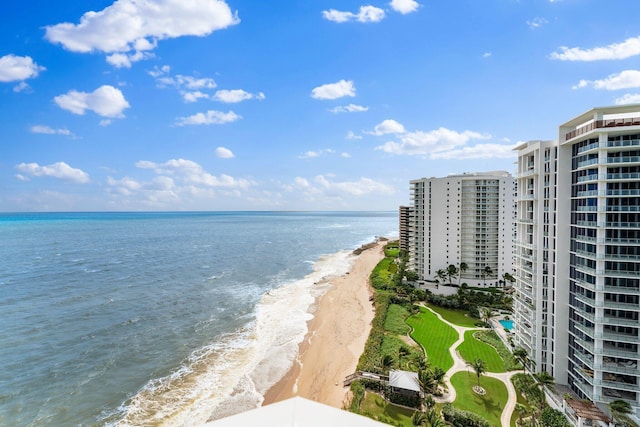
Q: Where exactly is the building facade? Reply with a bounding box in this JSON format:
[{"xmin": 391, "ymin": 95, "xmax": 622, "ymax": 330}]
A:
[
  {"xmin": 515, "ymin": 105, "xmax": 640, "ymax": 415},
  {"xmin": 398, "ymin": 205, "xmax": 412, "ymax": 254},
  {"xmin": 408, "ymin": 172, "xmax": 514, "ymax": 285}
]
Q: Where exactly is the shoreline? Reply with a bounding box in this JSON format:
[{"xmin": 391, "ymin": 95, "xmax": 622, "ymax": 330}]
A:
[{"xmin": 262, "ymin": 239, "xmax": 385, "ymax": 408}]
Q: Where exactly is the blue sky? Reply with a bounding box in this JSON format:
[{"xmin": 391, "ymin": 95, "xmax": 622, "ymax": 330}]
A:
[{"xmin": 2, "ymin": 0, "xmax": 640, "ymax": 211}]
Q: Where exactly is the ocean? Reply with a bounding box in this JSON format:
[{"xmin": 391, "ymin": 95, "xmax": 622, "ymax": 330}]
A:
[{"xmin": 0, "ymin": 211, "xmax": 397, "ymax": 426}]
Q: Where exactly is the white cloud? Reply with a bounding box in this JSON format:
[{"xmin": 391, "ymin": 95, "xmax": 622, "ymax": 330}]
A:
[
  {"xmin": 0, "ymin": 54, "xmax": 45, "ymax": 82},
  {"xmin": 44, "ymin": 0, "xmax": 239, "ymax": 67},
  {"xmin": 311, "ymin": 80, "xmax": 356, "ymax": 100},
  {"xmin": 483, "ymin": 52, "xmax": 492, "ymax": 59},
  {"xmin": 574, "ymin": 70, "xmax": 640, "ymax": 91},
  {"xmin": 346, "ymin": 131, "xmax": 363, "ymax": 140},
  {"xmin": 329, "ymin": 104, "xmax": 368, "ymax": 113},
  {"xmin": 299, "ymin": 149, "xmax": 335, "ymax": 159},
  {"xmin": 15, "ymin": 162, "xmax": 90, "ymax": 183},
  {"xmin": 54, "ymin": 85, "xmax": 130, "ymax": 118},
  {"xmin": 370, "ymin": 119, "xmax": 406, "ymax": 135},
  {"xmin": 527, "ymin": 17, "xmax": 548, "ymax": 29},
  {"xmin": 340, "ymin": 152, "xmax": 351, "ymax": 158},
  {"xmin": 375, "ymin": 127, "xmax": 491, "ymax": 156},
  {"xmin": 322, "ymin": 6, "xmax": 385, "ymax": 23},
  {"xmin": 289, "ymin": 175, "xmax": 394, "ymax": 197},
  {"xmin": 430, "ymin": 143, "xmax": 517, "ymax": 160},
  {"xmin": 389, "ymin": 0, "xmax": 420, "ymax": 14},
  {"xmin": 551, "ymin": 36, "xmax": 640, "ymax": 61},
  {"xmin": 215, "ymin": 147, "xmax": 235, "ymax": 158},
  {"xmin": 13, "ymin": 82, "xmax": 31, "ymax": 93},
  {"xmin": 135, "ymin": 158, "xmax": 250, "ymax": 189},
  {"xmin": 182, "ymin": 91, "xmax": 210, "ymax": 103},
  {"xmin": 212, "ymin": 89, "xmax": 266, "ymax": 103},
  {"xmin": 31, "ymin": 125, "xmax": 72, "ymax": 136},
  {"xmin": 615, "ymin": 93, "xmax": 640, "ymax": 105},
  {"xmin": 175, "ymin": 110, "xmax": 241, "ymax": 126}
]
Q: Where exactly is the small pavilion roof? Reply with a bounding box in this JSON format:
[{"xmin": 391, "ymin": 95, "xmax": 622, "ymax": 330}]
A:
[{"xmin": 389, "ymin": 370, "xmax": 420, "ymax": 393}]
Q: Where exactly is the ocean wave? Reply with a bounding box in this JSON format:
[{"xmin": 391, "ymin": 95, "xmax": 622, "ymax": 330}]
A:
[{"xmin": 110, "ymin": 250, "xmax": 354, "ymax": 427}]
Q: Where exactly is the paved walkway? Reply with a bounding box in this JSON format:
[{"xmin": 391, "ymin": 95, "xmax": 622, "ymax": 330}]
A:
[{"xmin": 422, "ymin": 306, "xmax": 517, "ymax": 427}]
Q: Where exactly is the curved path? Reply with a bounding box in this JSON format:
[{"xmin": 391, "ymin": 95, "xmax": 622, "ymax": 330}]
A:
[{"xmin": 421, "ymin": 305, "xmax": 517, "ymax": 427}]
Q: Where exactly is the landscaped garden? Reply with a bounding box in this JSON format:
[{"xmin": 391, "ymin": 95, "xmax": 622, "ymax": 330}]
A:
[
  {"xmin": 427, "ymin": 304, "xmax": 480, "ymax": 328},
  {"xmin": 457, "ymin": 330, "xmax": 506, "ymax": 373},
  {"xmin": 451, "ymin": 371, "xmax": 509, "ymax": 427},
  {"xmin": 347, "ymin": 241, "xmax": 569, "ymax": 427},
  {"xmin": 406, "ymin": 306, "xmax": 457, "ymax": 371}
]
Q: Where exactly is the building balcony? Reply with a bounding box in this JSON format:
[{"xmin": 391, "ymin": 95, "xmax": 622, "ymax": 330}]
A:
[
  {"xmin": 606, "ymin": 237, "xmax": 640, "ymax": 245},
  {"xmin": 573, "ymin": 350, "xmax": 594, "ymax": 367},
  {"xmin": 565, "ymin": 117, "xmax": 640, "ymax": 141},
  {"xmin": 601, "ymin": 345, "xmax": 640, "ymax": 359},
  {"xmin": 577, "ymin": 174, "xmax": 606, "ymax": 183},
  {"xmin": 572, "ymin": 377, "xmax": 595, "ymax": 400},
  {"xmin": 574, "ymin": 322, "xmax": 595, "ymax": 339},
  {"xmin": 604, "ymin": 268, "xmax": 640, "ymax": 277},
  {"xmin": 600, "ymin": 330, "xmax": 640, "ymax": 343},
  {"xmin": 594, "ymin": 378, "xmax": 639, "ymax": 392},
  {"xmin": 607, "ymin": 172, "xmax": 640, "ymax": 181},
  {"xmin": 603, "ymin": 285, "xmax": 640, "ymax": 295}
]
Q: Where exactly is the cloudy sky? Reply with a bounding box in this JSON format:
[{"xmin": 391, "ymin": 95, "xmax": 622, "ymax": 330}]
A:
[{"xmin": 2, "ymin": 0, "xmax": 640, "ymax": 211}]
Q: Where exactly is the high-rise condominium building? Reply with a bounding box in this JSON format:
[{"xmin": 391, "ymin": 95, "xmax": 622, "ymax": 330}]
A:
[
  {"xmin": 408, "ymin": 172, "xmax": 514, "ymax": 285},
  {"xmin": 515, "ymin": 105, "xmax": 640, "ymax": 414},
  {"xmin": 399, "ymin": 205, "xmax": 412, "ymax": 254}
]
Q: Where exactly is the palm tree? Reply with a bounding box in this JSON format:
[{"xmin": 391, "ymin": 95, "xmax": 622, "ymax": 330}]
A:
[
  {"xmin": 502, "ymin": 272, "xmax": 516, "ymax": 286},
  {"xmin": 435, "ymin": 269, "xmax": 447, "ymax": 286},
  {"xmin": 412, "ymin": 410, "xmax": 427, "ymax": 426},
  {"xmin": 458, "ymin": 261, "xmax": 468, "ymax": 286},
  {"xmin": 515, "ymin": 403, "xmax": 527, "ymax": 426},
  {"xmin": 481, "ymin": 307, "xmax": 492, "ymax": 327},
  {"xmin": 482, "ymin": 265, "xmax": 493, "ymax": 287},
  {"xmin": 446, "ymin": 264, "xmax": 458, "ymax": 285},
  {"xmin": 380, "ymin": 353, "xmax": 395, "ymax": 373},
  {"xmin": 425, "ymin": 408, "xmax": 446, "ymax": 427},
  {"xmin": 534, "ymin": 371, "xmax": 556, "ymax": 392},
  {"xmin": 513, "ymin": 347, "xmax": 530, "ymax": 374},
  {"xmin": 609, "ymin": 399, "xmax": 639, "ymax": 427},
  {"xmin": 417, "ymin": 368, "xmax": 436, "ymax": 396},
  {"xmin": 398, "ymin": 345, "xmax": 410, "ymax": 369},
  {"xmin": 423, "ymin": 394, "xmax": 435, "ymax": 410},
  {"xmin": 470, "ymin": 358, "xmax": 487, "ymax": 387}
]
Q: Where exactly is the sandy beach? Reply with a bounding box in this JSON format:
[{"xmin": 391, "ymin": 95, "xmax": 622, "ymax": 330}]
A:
[{"xmin": 262, "ymin": 240, "xmax": 385, "ymax": 408}]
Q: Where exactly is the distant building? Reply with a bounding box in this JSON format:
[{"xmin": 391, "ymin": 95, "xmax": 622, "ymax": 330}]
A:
[
  {"xmin": 398, "ymin": 205, "xmax": 412, "ymax": 254},
  {"xmin": 408, "ymin": 171, "xmax": 515, "ymax": 285},
  {"xmin": 514, "ymin": 104, "xmax": 640, "ymax": 418}
]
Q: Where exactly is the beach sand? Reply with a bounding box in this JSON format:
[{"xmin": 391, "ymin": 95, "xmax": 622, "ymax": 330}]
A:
[{"xmin": 262, "ymin": 240, "xmax": 385, "ymax": 408}]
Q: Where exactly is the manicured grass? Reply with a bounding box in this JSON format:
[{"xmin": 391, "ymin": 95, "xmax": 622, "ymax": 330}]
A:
[
  {"xmin": 359, "ymin": 392, "xmax": 415, "ymax": 427},
  {"xmin": 385, "ymin": 304, "xmax": 411, "ymax": 335},
  {"xmin": 451, "ymin": 371, "xmax": 508, "ymax": 427},
  {"xmin": 457, "ymin": 330, "xmax": 506, "ymax": 373},
  {"xmin": 427, "ymin": 304, "xmax": 479, "ymax": 328},
  {"xmin": 407, "ymin": 307, "xmax": 458, "ymax": 371}
]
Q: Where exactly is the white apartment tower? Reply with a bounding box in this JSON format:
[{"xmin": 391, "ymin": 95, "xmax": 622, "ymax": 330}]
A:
[
  {"xmin": 513, "ymin": 140, "xmax": 560, "ymax": 376},
  {"xmin": 408, "ymin": 172, "xmax": 514, "ymax": 285},
  {"xmin": 515, "ymin": 105, "xmax": 640, "ymax": 415}
]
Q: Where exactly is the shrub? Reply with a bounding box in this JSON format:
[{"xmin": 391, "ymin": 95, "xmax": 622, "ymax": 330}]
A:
[
  {"xmin": 441, "ymin": 403, "xmax": 492, "ymax": 427},
  {"xmin": 349, "ymin": 380, "xmax": 365, "ymax": 412}
]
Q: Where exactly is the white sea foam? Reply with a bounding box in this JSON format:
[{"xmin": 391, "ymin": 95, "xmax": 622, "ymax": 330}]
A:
[{"xmin": 113, "ymin": 250, "xmax": 354, "ymax": 427}]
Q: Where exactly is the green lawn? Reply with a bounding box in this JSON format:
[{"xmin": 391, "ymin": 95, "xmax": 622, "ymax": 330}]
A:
[
  {"xmin": 359, "ymin": 392, "xmax": 415, "ymax": 427},
  {"xmin": 427, "ymin": 304, "xmax": 479, "ymax": 328},
  {"xmin": 451, "ymin": 371, "xmax": 508, "ymax": 427},
  {"xmin": 457, "ymin": 330, "xmax": 506, "ymax": 373},
  {"xmin": 406, "ymin": 307, "xmax": 458, "ymax": 371}
]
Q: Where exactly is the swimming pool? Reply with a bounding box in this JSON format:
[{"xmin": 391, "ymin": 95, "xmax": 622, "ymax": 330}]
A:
[{"xmin": 499, "ymin": 319, "xmax": 514, "ymax": 331}]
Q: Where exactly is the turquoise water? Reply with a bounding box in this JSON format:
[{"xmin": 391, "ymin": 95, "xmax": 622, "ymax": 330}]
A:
[
  {"xmin": 499, "ymin": 319, "xmax": 514, "ymax": 331},
  {"xmin": 0, "ymin": 211, "xmax": 397, "ymax": 426}
]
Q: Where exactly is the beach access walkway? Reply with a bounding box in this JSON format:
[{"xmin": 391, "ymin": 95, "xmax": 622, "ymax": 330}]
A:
[{"xmin": 423, "ymin": 305, "xmax": 517, "ymax": 427}]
